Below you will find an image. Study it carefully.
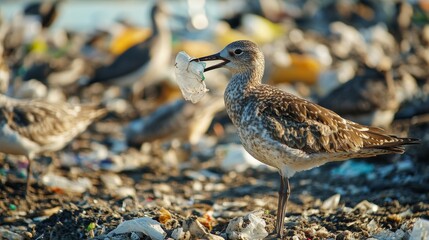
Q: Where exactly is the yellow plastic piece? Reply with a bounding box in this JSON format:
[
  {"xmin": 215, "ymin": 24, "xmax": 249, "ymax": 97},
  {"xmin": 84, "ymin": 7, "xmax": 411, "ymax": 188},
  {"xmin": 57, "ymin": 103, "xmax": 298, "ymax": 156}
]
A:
[{"xmin": 269, "ymin": 54, "xmax": 321, "ymax": 85}]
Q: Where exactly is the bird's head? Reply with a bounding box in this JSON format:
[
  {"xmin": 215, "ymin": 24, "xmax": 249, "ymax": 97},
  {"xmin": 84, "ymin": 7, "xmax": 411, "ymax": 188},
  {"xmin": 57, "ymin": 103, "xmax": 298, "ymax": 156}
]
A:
[
  {"xmin": 150, "ymin": 1, "xmax": 171, "ymax": 30},
  {"xmin": 192, "ymin": 40, "xmax": 264, "ymax": 75}
]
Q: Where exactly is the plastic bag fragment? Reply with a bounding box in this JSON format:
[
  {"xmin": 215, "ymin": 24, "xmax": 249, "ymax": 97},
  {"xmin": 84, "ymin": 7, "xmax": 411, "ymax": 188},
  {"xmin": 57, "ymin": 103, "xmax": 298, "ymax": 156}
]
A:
[{"xmin": 174, "ymin": 51, "xmax": 208, "ymax": 103}]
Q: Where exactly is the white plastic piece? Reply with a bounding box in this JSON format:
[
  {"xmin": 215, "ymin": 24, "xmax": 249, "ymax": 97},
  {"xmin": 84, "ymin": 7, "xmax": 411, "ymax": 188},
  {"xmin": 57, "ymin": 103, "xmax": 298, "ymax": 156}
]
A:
[
  {"xmin": 174, "ymin": 51, "xmax": 208, "ymax": 103},
  {"xmin": 321, "ymin": 194, "xmax": 341, "ymax": 211},
  {"xmin": 226, "ymin": 211, "xmax": 269, "ymax": 240},
  {"xmin": 220, "ymin": 144, "xmax": 265, "ymax": 172},
  {"xmin": 107, "ymin": 217, "xmax": 166, "ymax": 240},
  {"xmin": 42, "ymin": 173, "xmax": 92, "ymax": 193},
  {"xmin": 353, "ymin": 200, "xmax": 379, "ymax": 214},
  {"xmin": 410, "ymin": 218, "xmax": 429, "ymax": 240}
]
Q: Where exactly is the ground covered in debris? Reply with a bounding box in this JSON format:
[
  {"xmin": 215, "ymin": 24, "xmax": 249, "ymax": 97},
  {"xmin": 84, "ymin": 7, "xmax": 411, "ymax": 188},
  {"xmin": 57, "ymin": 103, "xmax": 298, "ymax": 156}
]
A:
[
  {"xmin": 1, "ymin": 0, "xmax": 429, "ymax": 239},
  {"xmin": 1, "ymin": 131, "xmax": 428, "ymax": 240}
]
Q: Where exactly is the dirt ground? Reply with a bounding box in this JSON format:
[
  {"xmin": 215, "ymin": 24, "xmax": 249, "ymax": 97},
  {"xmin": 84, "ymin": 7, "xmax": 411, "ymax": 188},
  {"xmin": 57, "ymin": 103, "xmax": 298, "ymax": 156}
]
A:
[
  {"xmin": 1, "ymin": 119, "xmax": 428, "ymax": 240},
  {"xmin": 1, "ymin": 1, "xmax": 429, "ymax": 240}
]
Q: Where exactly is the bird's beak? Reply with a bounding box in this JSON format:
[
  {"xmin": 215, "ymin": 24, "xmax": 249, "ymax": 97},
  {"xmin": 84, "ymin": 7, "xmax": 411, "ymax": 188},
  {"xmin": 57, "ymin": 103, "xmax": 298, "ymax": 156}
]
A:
[{"xmin": 191, "ymin": 53, "xmax": 230, "ymax": 72}]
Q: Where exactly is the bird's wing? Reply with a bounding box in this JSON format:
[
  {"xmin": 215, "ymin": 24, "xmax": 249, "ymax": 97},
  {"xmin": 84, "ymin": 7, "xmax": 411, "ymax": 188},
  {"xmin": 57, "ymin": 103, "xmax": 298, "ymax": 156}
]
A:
[
  {"xmin": 1, "ymin": 100, "xmax": 104, "ymax": 146},
  {"xmin": 252, "ymin": 85, "xmax": 410, "ymax": 154},
  {"xmin": 88, "ymin": 38, "xmax": 153, "ymax": 84}
]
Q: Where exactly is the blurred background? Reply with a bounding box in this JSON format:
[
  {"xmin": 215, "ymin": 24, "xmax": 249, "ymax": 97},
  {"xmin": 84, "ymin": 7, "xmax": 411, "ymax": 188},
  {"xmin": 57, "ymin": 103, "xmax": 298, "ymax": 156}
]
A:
[{"xmin": 0, "ymin": 0, "xmax": 429, "ymax": 239}]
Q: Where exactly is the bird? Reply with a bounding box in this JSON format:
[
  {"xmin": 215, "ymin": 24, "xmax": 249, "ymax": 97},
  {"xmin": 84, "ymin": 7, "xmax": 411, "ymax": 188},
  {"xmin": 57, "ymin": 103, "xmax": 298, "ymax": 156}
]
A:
[
  {"xmin": 125, "ymin": 95, "xmax": 224, "ymax": 148},
  {"xmin": 81, "ymin": 3, "xmax": 172, "ymax": 102},
  {"xmin": 22, "ymin": 58, "xmax": 86, "ymax": 87},
  {"xmin": 0, "ymin": 94, "xmax": 107, "ymax": 197},
  {"xmin": 23, "ymin": 0, "xmax": 62, "ymax": 29},
  {"xmin": 191, "ymin": 40, "xmax": 418, "ymax": 238}
]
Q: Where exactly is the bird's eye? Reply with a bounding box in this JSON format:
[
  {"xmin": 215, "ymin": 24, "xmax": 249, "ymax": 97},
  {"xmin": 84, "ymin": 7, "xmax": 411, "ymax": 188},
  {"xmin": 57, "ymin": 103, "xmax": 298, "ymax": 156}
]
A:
[{"xmin": 234, "ymin": 49, "xmax": 243, "ymax": 55}]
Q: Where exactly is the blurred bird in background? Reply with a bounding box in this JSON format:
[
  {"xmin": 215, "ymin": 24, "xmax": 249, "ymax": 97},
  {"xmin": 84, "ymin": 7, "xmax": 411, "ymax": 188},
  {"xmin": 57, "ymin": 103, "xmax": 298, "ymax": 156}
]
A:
[
  {"xmin": 0, "ymin": 94, "xmax": 106, "ymax": 197},
  {"xmin": 80, "ymin": 3, "xmax": 173, "ymax": 104}
]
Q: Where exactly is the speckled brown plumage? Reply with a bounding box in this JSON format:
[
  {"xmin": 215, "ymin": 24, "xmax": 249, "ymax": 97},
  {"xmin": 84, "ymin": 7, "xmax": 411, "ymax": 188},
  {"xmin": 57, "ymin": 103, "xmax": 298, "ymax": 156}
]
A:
[
  {"xmin": 193, "ymin": 40, "xmax": 418, "ymax": 238},
  {"xmin": 250, "ymin": 85, "xmax": 410, "ymax": 154}
]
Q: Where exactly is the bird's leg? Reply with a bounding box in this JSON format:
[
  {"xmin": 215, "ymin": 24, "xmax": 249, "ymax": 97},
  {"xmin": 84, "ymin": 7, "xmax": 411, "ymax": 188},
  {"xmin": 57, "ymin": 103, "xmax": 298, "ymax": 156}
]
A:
[
  {"xmin": 25, "ymin": 157, "xmax": 32, "ymax": 197},
  {"xmin": 276, "ymin": 175, "xmax": 290, "ymax": 238}
]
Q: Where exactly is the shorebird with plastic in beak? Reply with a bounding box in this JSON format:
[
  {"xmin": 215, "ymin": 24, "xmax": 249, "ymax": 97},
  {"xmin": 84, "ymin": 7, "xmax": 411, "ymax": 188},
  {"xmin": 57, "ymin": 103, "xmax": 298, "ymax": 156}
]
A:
[{"xmin": 191, "ymin": 40, "xmax": 418, "ymax": 238}]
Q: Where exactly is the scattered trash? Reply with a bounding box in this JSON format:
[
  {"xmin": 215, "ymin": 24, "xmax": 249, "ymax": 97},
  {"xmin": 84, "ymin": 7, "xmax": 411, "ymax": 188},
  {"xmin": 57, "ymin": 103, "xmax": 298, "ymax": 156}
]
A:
[
  {"xmin": 58, "ymin": 142, "xmax": 110, "ymax": 170},
  {"xmin": 113, "ymin": 187, "xmax": 136, "ymax": 198},
  {"xmin": 410, "ymin": 218, "xmax": 429, "ymax": 240},
  {"xmin": 171, "ymin": 227, "xmax": 191, "ymax": 240},
  {"xmin": 371, "ymin": 229, "xmax": 407, "ymax": 240},
  {"xmin": 107, "ymin": 217, "xmax": 166, "ymax": 240},
  {"xmin": 0, "ymin": 228, "xmax": 23, "ymax": 240},
  {"xmin": 42, "ymin": 173, "xmax": 92, "ymax": 193},
  {"xmin": 1, "ymin": 1, "xmax": 428, "ymax": 239},
  {"xmin": 182, "ymin": 217, "xmax": 208, "ymax": 238},
  {"xmin": 184, "ymin": 169, "xmax": 221, "ymax": 181},
  {"xmin": 197, "ymin": 212, "xmax": 216, "ymax": 231},
  {"xmin": 321, "ymin": 194, "xmax": 341, "ymax": 211},
  {"xmin": 225, "ymin": 211, "xmax": 269, "ymax": 240},
  {"xmin": 219, "ymin": 144, "xmax": 265, "ymax": 172},
  {"xmin": 331, "ymin": 160, "xmax": 374, "ymax": 177},
  {"xmin": 354, "ymin": 200, "xmax": 379, "ymax": 214},
  {"xmin": 396, "ymin": 158, "xmax": 414, "ymax": 172},
  {"xmin": 158, "ymin": 208, "xmax": 172, "ymax": 224},
  {"xmin": 367, "ymin": 219, "xmax": 378, "ymax": 233},
  {"xmin": 182, "ymin": 217, "xmax": 224, "ymax": 240},
  {"xmin": 100, "ymin": 173, "xmax": 122, "ymax": 190}
]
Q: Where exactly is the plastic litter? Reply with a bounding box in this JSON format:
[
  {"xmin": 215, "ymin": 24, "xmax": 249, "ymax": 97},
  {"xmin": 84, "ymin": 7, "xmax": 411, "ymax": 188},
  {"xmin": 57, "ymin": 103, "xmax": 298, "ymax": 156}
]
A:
[
  {"xmin": 331, "ymin": 160, "xmax": 374, "ymax": 177},
  {"xmin": 171, "ymin": 227, "xmax": 191, "ymax": 240},
  {"xmin": 354, "ymin": 200, "xmax": 379, "ymax": 214},
  {"xmin": 100, "ymin": 173, "xmax": 122, "ymax": 190},
  {"xmin": 410, "ymin": 218, "xmax": 429, "ymax": 240},
  {"xmin": 371, "ymin": 229, "xmax": 406, "ymax": 240},
  {"xmin": 181, "ymin": 217, "xmax": 224, "ymax": 239},
  {"xmin": 219, "ymin": 144, "xmax": 265, "ymax": 172},
  {"xmin": 106, "ymin": 217, "xmax": 166, "ymax": 240},
  {"xmin": 366, "ymin": 219, "xmax": 378, "ymax": 233},
  {"xmin": 225, "ymin": 211, "xmax": 268, "ymax": 240},
  {"xmin": 174, "ymin": 51, "xmax": 208, "ymax": 103},
  {"xmin": 0, "ymin": 228, "xmax": 23, "ymax": 240},
  {"xmin": 321, "ymin": 194, "xmax": 341, "ymax": 211},
  {"xmin": 42, "ymin": 173, "xmax": 92, "ymax": 193}
]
